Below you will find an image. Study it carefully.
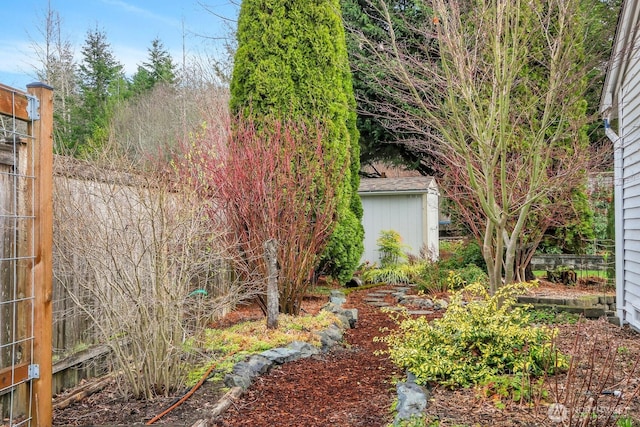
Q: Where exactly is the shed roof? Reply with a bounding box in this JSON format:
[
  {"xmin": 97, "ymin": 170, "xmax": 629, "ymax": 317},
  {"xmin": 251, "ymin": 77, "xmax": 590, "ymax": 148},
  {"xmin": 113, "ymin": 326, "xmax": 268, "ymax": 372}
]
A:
[{"xmin": 358, "ymin": 176, "xmax": 437, "ymax": 194}]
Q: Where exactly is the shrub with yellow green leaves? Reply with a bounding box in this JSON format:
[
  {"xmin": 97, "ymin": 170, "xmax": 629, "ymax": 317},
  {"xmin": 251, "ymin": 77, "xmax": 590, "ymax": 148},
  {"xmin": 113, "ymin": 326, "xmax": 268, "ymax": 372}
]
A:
[{"xmin": 378, "ymin": 282, "xmax": 567, "ymax": 388}]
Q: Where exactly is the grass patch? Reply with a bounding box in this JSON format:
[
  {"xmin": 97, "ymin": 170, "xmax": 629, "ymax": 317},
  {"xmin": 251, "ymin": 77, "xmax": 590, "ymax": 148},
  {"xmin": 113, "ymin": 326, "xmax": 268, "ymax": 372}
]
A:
[
  {"xmin": 202, "ymin": 310, "xmax": 339, "ymax": 351},
  {"xmin": 525, "ymin": 307, "xmax": 581, "ymax": 325},
  {"xmin": 186, "ymin": 310, "xmax": 341, "ymax": 386}
]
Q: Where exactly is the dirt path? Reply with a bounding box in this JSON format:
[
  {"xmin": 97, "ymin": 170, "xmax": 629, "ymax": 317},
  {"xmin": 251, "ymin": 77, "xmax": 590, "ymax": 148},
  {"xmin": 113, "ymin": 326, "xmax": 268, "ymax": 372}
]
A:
[
  {"xmin": 209, "ymin": 288, "xmax": 400, "ymax": 427},
  {"xmin": 53, "ymin": 283, "xmax": 640, "ymax": 426},
  {"xmin": 52, "ymin": 286, "xmax": 407, "ymax": 426}
]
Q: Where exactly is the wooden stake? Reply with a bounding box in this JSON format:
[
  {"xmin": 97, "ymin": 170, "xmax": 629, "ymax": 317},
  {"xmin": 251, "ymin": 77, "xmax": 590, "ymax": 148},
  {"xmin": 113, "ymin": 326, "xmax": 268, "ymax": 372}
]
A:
[{"xmin": 264, "ymin": 239, "xmax": 279, "ymax": 329}]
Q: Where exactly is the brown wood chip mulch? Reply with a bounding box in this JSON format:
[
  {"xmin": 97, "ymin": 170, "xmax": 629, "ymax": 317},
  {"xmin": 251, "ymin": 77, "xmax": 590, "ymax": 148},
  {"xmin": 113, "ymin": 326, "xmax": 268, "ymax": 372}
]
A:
[
  {"xmin": 53, "ymin": 287, "xmax": 404, "ymax": 427},
  {"xmin": 52, "ymin": 284, "xmax": 640, "ymax": 427}
]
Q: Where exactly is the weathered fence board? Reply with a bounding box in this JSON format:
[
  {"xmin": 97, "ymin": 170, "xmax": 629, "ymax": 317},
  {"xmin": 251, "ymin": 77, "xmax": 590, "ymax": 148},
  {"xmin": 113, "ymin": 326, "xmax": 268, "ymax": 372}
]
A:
[{"xmin": 530, "ymin": 254, "xmax": 608, "ymax": 271}]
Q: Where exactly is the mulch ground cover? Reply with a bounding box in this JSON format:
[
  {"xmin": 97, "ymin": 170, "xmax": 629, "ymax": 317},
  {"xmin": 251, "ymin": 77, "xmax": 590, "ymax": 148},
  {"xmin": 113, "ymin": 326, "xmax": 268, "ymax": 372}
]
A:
[
  {"xmin": 210, "ymin": 289, "xmax": 401, "ymax": 427},
  {"xmin": 52, "ymin": 283, "xmax": 640, "ymax": 427},
  {"xmin": 52, "ymin": 286, "xmax": 404, "ymax": 426}
]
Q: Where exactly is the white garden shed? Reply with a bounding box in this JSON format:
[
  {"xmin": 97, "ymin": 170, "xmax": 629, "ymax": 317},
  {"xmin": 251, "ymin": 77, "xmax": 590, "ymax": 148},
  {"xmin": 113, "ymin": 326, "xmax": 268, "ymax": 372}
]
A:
[
  {"xmin": 600, "ymin": 0, "xmax": 640, "ymax": 331},
  {"xmin": 358, "ymin": 176, "xmax": 439, "ymax": 265}
]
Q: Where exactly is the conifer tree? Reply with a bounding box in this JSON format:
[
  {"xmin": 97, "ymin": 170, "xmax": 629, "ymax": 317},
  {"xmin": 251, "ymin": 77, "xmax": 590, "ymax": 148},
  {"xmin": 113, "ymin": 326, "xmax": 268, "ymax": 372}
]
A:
[
  {"xmin": 131, "ymin": 38, "xmax": 177, "ymax": 94},
  {"xmin": 75, "ymin": 27, "xmax": 125, "ymax": 155},
  {"xmin": 230, "ymin": 0, "xmax": 364, "ymax": 284}
]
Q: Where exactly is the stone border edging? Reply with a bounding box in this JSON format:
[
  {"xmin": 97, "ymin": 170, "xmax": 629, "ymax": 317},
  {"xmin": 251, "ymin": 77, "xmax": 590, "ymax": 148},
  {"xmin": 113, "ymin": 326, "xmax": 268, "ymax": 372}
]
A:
[
  {"xmin": 223, "ymin": 291, "xmax": 358, "ymax": 390},
  {"xmin": 516, "ymin": 294, "xmax": 619, "ymax": 325},
  {"xmin": 185, "ymin": 291, "xmax": 358, "ymax": 426}
]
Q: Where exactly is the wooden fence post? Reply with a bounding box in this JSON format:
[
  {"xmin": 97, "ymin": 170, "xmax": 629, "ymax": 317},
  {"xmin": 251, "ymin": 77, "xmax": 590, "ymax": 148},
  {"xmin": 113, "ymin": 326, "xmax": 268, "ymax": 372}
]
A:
[{"xmin": 27, "ymin": 82, "xmax": 54, "ymax": 427}]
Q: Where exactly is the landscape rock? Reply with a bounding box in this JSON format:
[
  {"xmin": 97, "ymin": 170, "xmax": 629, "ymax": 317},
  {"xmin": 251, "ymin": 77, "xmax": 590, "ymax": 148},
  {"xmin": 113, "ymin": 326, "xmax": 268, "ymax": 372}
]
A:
[
  {"xmin": 416, "ymin": 298, "xmax": 434, "ymax": 309},
  {"xmin": 394, "ymin": 381, "xmax": 428, "ymax": 425},
  {"xmin": 366, "ymin": 292, "xmax": 391, "ymax": 299},
  {"xmin": 224, "ymin": 372, "xmax": 252, "ymax": 390},
  {"xmin": 243, "ymin": 355, "xmax": 273, "ymax": 375},
  {"xmin": 330, "ymin": 290, "xmax": 347, "ymax": 306},
  {"xmin": 340, "ymin": 308, "xmax": 358, "ymax": 328},
  {"xmin": 434, "ymin": 299, "xmax": 449, "ymax": 310},
  {"xmin": 323, "ymin": 294, "xmax": 358, "ymax": 328},
  {"xmin": 287, "ymin": 341, "xmax": 320, "ymax": 358},
  {"xmin": 223, "ymin": 354, "xmax": 275, "ymax": 390},
  {"xmin": 317, "ymin": 323, "xmax": 344, "ymax": 350},
  {"xmin": 367, "ymin": 301, "xmax": 391, "ymax": 308},
  {"xmin": 260, "ymin": 347, "xmax": 302, "ymax": 364}
]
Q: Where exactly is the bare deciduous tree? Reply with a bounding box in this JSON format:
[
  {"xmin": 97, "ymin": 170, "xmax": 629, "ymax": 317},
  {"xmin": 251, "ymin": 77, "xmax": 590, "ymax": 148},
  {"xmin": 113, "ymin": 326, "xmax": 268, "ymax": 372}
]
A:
[
  {"xmin": 108, "ymin": 78, "xmax": 230, "ymax": 166},
  {"xmin": 353, "ymin": 0, "xmax": 594, "ymax": 292},
  {"xmin": 29, "ymin": 1, "xmax": 77, "ymax": 151}
]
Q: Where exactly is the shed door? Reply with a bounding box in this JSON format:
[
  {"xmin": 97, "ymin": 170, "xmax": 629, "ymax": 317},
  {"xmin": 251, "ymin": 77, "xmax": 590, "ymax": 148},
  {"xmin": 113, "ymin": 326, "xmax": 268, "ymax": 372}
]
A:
[{"xmin": 360, "ymin": 194, "xmax": 424, "ymax": 265}]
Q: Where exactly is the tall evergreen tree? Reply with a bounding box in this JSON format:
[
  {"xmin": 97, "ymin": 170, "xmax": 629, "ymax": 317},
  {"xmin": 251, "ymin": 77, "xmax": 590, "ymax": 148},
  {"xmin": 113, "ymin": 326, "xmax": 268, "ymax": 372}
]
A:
[
  {"xmin": 131, "ymin": 38, "xmax": 177, "ymax": 94},
  {"xmin": 342, "ymin": 0, "xmax": 436, "ymax": 175},
  {"xmin": 230, "ymin": 0, "xmax": 364, "ymax": 284},
  {"xmin": 74, "ymin": 27, "xmax": 125, "ymax": 155}
]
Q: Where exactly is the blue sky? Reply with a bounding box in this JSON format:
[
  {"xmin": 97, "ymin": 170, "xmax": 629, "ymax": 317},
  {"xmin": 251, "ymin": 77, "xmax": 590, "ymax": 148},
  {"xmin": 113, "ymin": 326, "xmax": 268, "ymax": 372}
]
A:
[{"xmin": 0, "ymin": 0, "xmax": 239, "ymax": 90}]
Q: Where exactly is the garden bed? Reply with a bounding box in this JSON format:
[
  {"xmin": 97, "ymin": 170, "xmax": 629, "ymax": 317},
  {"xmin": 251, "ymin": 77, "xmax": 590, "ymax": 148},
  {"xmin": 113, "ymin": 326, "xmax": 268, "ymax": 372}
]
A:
[{"xmin": 52, "ymin": 284, "xmax": 640, "ymax": 427}]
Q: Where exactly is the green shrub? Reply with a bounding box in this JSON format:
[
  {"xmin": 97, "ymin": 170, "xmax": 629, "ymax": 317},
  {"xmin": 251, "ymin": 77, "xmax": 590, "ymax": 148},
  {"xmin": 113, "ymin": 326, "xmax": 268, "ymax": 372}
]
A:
[
  {"xmin": 362, "ymin": 238, "xmax": 488, "ymax": 290},
  {"xmin": 378, "ymin": 282, "xmax": 567, "ymax": 388},
  {"xmin": 361, "ymin": 262, "xmax": 423, "ymax": 285},
  {"xmin": 450, "ymin": 264, "xmax": 489, "ymax": 288},
  {"xmin": 438, "ymin": 239, "xmax": 486, "ymax": 271},
  {"xmin": 377, "ymin": 229, "xmax": 408, "ymax": 267},
  {"xmin": 458, "ymin": 240, "xmax": 486, "ymax": 270},
  {"xmin": 414, "ymin": 262, "xmax": 488, "ymax": 294},
  {"xmin": 413, "ymin": 261, "xmax": 450, "ymax": 293}
]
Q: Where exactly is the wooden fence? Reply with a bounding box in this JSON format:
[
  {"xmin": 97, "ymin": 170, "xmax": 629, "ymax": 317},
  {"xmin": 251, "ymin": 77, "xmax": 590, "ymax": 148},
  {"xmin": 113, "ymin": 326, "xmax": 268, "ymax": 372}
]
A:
[
  {"xmin": 0, "ymin": 82, "xmax": 53, "ymax": 427},
  {"xmin": 49, "ymin": 156, "xmax": 238, "ymax": 396},
  {"xmin": 530, "ymin": 254, "xmax": 609, "ymax": 271}
]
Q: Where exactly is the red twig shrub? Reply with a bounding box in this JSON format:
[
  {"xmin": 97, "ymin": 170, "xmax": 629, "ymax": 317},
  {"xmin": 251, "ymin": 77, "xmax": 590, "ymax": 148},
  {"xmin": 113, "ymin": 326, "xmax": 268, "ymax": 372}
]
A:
[{"xmin": 176, "ymin": 115, "xmax": 339, "ymax": 315}]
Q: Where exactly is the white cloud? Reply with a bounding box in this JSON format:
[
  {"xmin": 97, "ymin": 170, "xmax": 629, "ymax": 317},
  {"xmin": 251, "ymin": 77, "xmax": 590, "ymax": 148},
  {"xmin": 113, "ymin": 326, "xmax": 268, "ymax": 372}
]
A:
[
  {"xmin": 99, "ymin": 0, "xmax": 181, "ymax": 29},
  {"xmin": 112, "ymin": 44, "xmax": 147, "ymax": 76},
  {"xmin": 0, "ymin": 40, "xmax": 37, "ymax": 75}
]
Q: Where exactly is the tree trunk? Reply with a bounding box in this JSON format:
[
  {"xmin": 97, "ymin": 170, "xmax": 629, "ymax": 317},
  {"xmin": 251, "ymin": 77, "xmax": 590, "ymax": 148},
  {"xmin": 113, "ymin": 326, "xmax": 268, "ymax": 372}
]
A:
[{"xmin": 264, "ymin": 239, "xmax": 279, "ymax": 329}]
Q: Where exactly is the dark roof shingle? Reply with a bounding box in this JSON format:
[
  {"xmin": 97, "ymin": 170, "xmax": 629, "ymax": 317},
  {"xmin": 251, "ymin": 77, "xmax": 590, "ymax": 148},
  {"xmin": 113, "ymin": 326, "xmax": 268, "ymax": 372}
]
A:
[{"xmin": 358, "ymin": 176, "xmax": 437, "ymax": 193}]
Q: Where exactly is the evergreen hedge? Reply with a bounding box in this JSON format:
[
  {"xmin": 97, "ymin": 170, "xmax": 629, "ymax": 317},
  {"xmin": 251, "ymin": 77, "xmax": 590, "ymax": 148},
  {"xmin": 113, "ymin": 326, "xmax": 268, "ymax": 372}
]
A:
[{"xmin": 230, "ymin": 0, "xmax": 363, "ymax": 283}]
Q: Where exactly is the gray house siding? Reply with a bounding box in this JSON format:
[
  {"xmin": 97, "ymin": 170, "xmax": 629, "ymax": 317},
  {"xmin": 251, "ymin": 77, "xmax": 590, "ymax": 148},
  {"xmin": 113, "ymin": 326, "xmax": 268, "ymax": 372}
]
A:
[
  {"xmin": 618, "ymin": 32, "xmax": 640, "ymax": 331},
  {"xmin": 601, "ymin": 0, "xmax": 640, "ymax": 330}
]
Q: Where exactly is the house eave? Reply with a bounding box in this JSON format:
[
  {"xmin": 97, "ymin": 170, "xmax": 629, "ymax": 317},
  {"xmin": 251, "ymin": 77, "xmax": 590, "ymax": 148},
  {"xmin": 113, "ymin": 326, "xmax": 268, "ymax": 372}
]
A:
[{"xmin": 600, "ymin": 0, "xmax": 640, "ymax": 119}]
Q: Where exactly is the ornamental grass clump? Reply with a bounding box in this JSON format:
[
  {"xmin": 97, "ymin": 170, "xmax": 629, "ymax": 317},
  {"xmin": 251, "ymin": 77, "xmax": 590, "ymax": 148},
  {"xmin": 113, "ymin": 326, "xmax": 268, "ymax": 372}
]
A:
[{"xmin": 378, "ymin": 282, "xmax": 567, "ymax": 388}]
